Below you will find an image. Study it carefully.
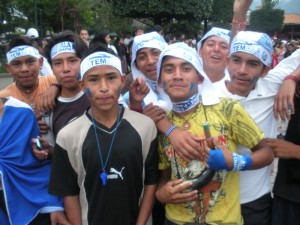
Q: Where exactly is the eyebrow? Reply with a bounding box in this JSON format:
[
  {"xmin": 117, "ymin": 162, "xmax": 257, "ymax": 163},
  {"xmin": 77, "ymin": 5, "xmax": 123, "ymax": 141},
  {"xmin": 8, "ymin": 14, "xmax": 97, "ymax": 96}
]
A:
[
  {"xmin": 231, "ymin": 54, "xmax": 262, "ymax": 64},
  {"xmin": 162, "ymin": 62, "xmax": 192, "ymax": 67}
]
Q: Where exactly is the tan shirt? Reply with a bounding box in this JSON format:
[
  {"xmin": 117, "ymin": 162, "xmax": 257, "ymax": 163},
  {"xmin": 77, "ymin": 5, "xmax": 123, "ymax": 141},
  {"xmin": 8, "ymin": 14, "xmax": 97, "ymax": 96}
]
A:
[{"xmin": 0, "ymin": 74, "xmax": 57, "ymax": 110}]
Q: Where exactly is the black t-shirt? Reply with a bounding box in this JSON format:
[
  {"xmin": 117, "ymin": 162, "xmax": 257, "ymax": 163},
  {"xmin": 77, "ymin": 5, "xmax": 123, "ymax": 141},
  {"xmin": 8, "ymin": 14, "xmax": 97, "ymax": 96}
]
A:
[
  {"xmin": 52, "ymin": 93, "xmax": 90, "ymax": 138},
  {"xmin": 273, "ymin": 95, "xmax": 300, "ymax": 203},
  {"xmin": 49, "ymin": 107, "xmax": 158, "ymax": 225}
]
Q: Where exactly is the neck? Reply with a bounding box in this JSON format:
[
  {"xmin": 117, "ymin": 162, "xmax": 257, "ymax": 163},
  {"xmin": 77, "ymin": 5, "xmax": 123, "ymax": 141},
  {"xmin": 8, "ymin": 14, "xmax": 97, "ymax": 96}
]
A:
[
  {"xmin": 90, "ymin": 104, "xmax": 120, "ymax": 128},
  {"xmin": 60, "ymin": 86, "xmax": 82, "ymax": 98},
  {"xmin": 226, "ymin": 81, "xmax": 251, "ymax": 97},
  {"xmin": 174, "ymin": 103, "xmax": 199, "ymax": 117},
  {"xmin": 16, "ymin": 80, "xmax": 39, "ymax": 93}
]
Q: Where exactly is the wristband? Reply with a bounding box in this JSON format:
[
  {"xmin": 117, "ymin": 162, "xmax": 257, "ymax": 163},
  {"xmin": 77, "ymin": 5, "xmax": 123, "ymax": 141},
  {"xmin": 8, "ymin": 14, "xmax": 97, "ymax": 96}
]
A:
[
  {"xmin": 284, "ymin": 75, "xmax": 298, "ymax": 84},
  {"xmin": 207, "ymin": 149, "xmax": 229, "ymax": 171},
  {"xmin": 232, "ymin": 18, "xmax": 246, "ymax": 33},
  {"xmin": 232, "ymin": 153, "xmax": 252, "ymax": 171},
  {"xmin": 165, "ymin": 125, "xmax": 177, "ymax": 137}
]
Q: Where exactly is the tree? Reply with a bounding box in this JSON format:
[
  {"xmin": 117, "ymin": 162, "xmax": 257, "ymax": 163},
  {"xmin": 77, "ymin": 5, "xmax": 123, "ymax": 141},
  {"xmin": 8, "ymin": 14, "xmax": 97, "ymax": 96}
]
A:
[
  {"xmin": 209, "ymin": 0, "xmax": 234, "ymax": 28},
  {"xmin": 112, "ymin": 0, "xmax": 213, "ymax": 25},
  {"xmin": 249, "ymin": 0, "xmax": 284, "ymax": 35}
]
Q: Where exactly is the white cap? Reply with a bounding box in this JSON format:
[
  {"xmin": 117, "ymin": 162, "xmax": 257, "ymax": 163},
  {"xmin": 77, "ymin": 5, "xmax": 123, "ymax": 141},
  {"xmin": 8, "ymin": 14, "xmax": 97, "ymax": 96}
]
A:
[{"xmin": 26, "ymin": 28, "xmax": 39, "ymax": 38}]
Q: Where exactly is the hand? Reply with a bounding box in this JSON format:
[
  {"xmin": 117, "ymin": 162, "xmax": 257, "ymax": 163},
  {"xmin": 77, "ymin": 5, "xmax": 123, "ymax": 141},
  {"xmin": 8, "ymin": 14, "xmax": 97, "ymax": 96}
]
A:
[
  {"xmin": 265, "ymin": 138, "xmax": 300, "ymax": 159},
  {"xmin": 169, "ymin": 128, "xmax": 202, "ymax": 161},
  {"xmin": 143, "ymin": 103, "xmax": 165, "ymax": 123},
  {"xmin": 233, "ymin": 0, "xmax": 253, "ymax": 20},
  {"xmin": 36, "ymin": 85, "xmax": 59, "ymax": 112},
  {"xmin": 205, "ymin": 137, "xmax": 233, "ymax": 170},
  {"xmin": 129, "ymin": 76, "xmax": 150, "ymax": 107},
  {"xmin": 273, "ymin": 79, "xmax": 296, "ymax": 121},
  {"xmin": 36, "ymin": 113, "xmax": 50, "ymax": 135},
  {"xmin": 32, "ymin": 136, "xmax": 50, "ymax": 160},
  {"xmin": 156, "ymin": 179, "xmax": 198, "ymax": 204},
  {"xmin": 50, "ymin": 211, "xmax": 72, "ymax": 225}
]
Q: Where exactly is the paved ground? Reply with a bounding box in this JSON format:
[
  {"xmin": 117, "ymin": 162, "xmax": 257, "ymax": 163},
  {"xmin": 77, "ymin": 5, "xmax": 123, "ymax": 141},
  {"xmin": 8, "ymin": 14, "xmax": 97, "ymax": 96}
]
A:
[{"xmin": 0, "ymin": 73, "xmax": 13, "ymax": 90}]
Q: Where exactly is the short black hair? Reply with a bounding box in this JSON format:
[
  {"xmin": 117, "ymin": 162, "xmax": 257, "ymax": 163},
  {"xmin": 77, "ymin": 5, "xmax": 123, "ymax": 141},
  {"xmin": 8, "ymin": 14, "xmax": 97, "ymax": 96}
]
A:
[
  {"xmin": 6, "ymin": 36, "xmax": 39, "ymax": 53},
  {"xmin": 82, "ymin": 42, "xmax": 117, "ymax": 61}
]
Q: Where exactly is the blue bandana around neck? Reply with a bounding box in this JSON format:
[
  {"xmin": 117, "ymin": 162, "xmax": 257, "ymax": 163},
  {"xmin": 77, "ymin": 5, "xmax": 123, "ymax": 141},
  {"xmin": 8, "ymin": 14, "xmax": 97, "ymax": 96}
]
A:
[{"xmin": 172, "ymin": 93, "xmax": 200, "ymax": 113}]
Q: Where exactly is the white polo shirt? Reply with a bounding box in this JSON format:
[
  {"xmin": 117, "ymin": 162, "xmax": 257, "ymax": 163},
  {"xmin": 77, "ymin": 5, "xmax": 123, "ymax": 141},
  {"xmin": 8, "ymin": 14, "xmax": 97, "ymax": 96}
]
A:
[{"xmin": 213, "ymin": 48, "xmax": 300, "ymax": 203}]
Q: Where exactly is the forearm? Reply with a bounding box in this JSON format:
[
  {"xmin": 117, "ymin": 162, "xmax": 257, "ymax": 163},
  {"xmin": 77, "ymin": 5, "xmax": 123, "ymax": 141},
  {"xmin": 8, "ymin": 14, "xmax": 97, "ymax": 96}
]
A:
[
  {"xmin": 250, "ymin": 141, "xmax": 274, "ymax": 169},
  {"xmin": 155, "ymin": 116, "xmax": 173, "ymax": 134},
  {"xmin": 136, "ymin": 184, "xmax": 157, "ymax": 225},
  {"xmin": 64, "ymin": 196, "xmax": 82, "ymax": 225}
]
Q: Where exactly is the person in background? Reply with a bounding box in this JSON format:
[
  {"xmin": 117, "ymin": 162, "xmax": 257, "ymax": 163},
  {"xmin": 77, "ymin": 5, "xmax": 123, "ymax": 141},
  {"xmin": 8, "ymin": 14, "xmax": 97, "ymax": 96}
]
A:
[
  {"xmin": 115, "ymin": 36, "xmax": 128, "ymax": 74},
  {"xmin": 26, "ymin": 27, "xmax": 53, "ymax": 76},
  {"xmin": 79, "ymin": 29, "xmax": 90, "ymax": 47},
  {"xmin": 90, "ymin": 30, "xmax": 118, "ymax": 55}
]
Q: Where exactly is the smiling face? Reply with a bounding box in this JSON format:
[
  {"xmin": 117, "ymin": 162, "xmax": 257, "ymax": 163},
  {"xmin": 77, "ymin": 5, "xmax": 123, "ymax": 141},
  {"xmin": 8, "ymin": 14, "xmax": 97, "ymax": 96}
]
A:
[
  {"xmin": 227, "ymin": 52, "xmax": 269, "ymax": 97},
  {"xmin": 135, "ymin": 48, "xmax": 161, "ymax": 81},
  {"xmin": 51, "ymin": 52, "xmax": 81, "ymax": 93},
  {"xmin": 81, "ymin": 65, "xmax": 125, "ymax": 113},
  {"xmin": 158, "ymin": 56, "xmax": 201, "ymax": 102},
  {"xmin": 199, "ymin": 36, "xmax": 229, "ymax": 79},
  {"xmin": 5, "ymin": 56, "xmax": 42, "ymax": 90}
]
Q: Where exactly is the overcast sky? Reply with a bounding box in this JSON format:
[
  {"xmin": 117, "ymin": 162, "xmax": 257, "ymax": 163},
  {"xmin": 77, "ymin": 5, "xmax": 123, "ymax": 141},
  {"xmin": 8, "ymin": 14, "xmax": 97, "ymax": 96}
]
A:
[{"xmin": 251, "ymin": 0, "xmax": 300, "ymax": 14}]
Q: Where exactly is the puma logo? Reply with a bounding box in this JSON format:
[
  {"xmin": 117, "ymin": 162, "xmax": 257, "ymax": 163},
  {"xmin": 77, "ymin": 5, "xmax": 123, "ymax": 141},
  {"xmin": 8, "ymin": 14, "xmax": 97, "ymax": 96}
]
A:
[{"xmin": 110, "ymin": 167, "xmax": 125, "ymax": 180}]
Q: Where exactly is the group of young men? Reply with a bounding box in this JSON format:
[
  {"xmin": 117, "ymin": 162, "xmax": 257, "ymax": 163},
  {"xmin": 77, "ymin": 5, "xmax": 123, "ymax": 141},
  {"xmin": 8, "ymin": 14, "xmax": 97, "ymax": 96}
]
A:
[{"xmin": 0, "ymin": 0, "xmax": 300, "ymax": 225}]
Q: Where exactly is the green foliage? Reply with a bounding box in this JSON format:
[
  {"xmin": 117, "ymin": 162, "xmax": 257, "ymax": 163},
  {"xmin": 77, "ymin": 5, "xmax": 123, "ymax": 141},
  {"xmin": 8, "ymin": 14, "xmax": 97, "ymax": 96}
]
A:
[
  {"xmin": 112, "ymin": 0, "xmax": 213, "ymax": 25},
  {"xmin": 262, "ymin": 0, "xmax": 279, "ymax": 10},
  {"xmin": 249, "ymin": 8, "xmax": 284, "ymax": 35},
  {"xmin": 210, "ymin": 0, "xmax": 234, "ymax": 24}
]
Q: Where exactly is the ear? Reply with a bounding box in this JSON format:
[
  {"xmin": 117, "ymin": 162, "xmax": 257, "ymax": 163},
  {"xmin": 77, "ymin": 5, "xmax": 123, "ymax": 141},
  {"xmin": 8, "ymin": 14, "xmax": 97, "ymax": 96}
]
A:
[
  {"xmin": 39, "ymin": 57, "xmax": 44, "ymax": 70},
  {"xmin": 120, "ymin": 75, "xmax": 126, "ymax": 88},
  {"xmin": 198, "ymin": 74, "xmax": 204, "ymax": 84},
  {"xmin": 3, "ymin": 63, "xmax": 11, "ymax": 74},
  {"xmin": 261, "ymin": 66, "xmax": 270, "ymax": 78},
  {"xmin": 79, "ymin": 80, "xmax": 84, "ymax": 91},
  {"xmin": 226, "ymin": 56, "xmax": 230, "ymax": 67}
]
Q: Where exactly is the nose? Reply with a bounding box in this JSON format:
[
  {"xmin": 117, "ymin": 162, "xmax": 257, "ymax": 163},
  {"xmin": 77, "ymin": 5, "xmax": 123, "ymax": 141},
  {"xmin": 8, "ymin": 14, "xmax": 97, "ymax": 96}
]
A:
[
  {"xmin": 173, "ymin": 67, "xmax": 182, "ymax": 79},
  {"xmin": 62, "ymin": 61, "xmax": 70, "ymax": 73},
  {"xmin": 237, "ymin": 62, "xmax": 248, "ymax": 75},
  {"xmin": 213, "ymin": 44, "xmax": 220, "ymax": 52},
  {"xmin": 98, "ymin": 79, "xmax": 109, "ymax": 92},
  {"xmin": 147, "ymin": 54, "xmax": 157, "ymax": 65},
  {"xmin": 20, "ymin": 62, "xmax": 30, "ymax": 72}
]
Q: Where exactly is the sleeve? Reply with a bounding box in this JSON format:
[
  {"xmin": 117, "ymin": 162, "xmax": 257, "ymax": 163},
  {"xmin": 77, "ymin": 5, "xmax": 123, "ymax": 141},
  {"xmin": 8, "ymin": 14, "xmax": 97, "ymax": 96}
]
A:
[
  {"xmin": 48, "ymin": 143, "xmax": 80, "ymax": 196},
  {"xmin": 263, "ymin": 48, "xmax": 300, "ymax": 93},
  {"xmin": 144, "ymin": 137, "xmax": 159, "ymax": 185},
  {"xmin": 229, "ymin": 101, "xmax": 264, "ymax": 149}
]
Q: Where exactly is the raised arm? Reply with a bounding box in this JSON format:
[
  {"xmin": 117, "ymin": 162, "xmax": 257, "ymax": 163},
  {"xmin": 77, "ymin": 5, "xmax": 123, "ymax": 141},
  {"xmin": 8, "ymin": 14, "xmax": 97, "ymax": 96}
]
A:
[{"xmin": 230, "ymin": 0, "xmax": 253, "ymax": 43}]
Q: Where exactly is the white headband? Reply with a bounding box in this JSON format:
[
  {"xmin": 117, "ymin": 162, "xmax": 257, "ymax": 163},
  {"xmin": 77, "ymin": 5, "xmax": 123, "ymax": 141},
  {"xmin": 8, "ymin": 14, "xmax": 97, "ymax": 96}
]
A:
[
  {"xmin": 131, "ymin": 32, "xmax": 168, "ymax": 80},
  {"xmin": 230, "ymin": 31, "xmax": 273, "ymax": 66},
  {"xmin": 197, "ymin": 27, "xmax": 230, "ymax": 51},
  {"xmin": 6, "ymin": 45, "xmax": 40, "ymax": 63},
  {"xmin": 80, "ymin": 52, "xmax": 123, "ymax": 79},
  {"xmin": 50, "ymin": 41, "xmax": 76, "ymax": 60}
]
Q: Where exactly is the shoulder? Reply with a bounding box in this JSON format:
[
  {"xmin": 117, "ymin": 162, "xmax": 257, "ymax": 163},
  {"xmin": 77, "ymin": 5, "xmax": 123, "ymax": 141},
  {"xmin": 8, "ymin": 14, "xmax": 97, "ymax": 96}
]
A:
[
  {"xmin": 57, "ymin": 113, "xmax": 90, "ymax": 137},
  {"xmin": 39, "ymin": 74, "xmax": 58, "ymax": 86},
  {"xmin": 0, "ymin": 83, "xmax": 15, "ymax": 98},
  {"xmin": 123, "ymin": 108, "xmax": 157, "ymax": 138}
]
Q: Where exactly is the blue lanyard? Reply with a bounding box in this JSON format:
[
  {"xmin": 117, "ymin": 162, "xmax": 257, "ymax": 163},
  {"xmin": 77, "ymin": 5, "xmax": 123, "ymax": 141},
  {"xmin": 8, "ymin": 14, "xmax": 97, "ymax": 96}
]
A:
[{"xmin": 90, "ymin": 106, "xmax": 122, "ymax": 186}]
